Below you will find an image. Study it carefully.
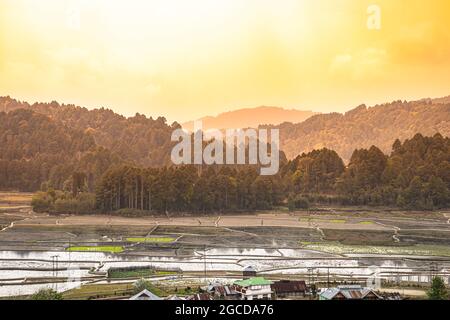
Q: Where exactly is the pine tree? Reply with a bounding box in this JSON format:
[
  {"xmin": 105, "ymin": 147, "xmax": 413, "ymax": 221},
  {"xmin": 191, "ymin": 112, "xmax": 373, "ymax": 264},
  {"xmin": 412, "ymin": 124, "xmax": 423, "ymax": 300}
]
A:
[{"xmin": 427, "ymin": 276, "xmax": 448, "ymax": 300}]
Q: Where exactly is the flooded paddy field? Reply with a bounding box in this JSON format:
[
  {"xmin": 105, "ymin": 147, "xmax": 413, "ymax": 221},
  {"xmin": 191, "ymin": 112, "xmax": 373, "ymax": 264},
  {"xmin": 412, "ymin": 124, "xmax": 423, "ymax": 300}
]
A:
[{"xmin": 0, "ymin": 192, "xmax": 449, "ymax": 298}]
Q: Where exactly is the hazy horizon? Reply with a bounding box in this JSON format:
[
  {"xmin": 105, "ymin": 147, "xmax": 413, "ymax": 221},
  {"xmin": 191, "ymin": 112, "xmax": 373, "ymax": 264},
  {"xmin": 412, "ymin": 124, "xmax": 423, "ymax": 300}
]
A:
[{"xmin": 1, "ymin": 0, "xmax": 450, "ymax": 123}]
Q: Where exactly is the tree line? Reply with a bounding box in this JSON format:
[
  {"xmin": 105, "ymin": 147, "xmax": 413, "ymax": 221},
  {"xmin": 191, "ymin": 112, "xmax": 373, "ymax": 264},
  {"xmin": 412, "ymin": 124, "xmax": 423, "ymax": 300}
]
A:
[{"xmin": 33, "ymin": 133, "xmax": 449, "ymax": 214}]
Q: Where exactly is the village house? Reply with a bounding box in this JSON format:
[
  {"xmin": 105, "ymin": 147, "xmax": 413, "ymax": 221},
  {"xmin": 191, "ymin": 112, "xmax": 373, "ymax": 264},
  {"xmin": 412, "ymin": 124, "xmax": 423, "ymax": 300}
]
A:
[
  {"xmin": 319, "ymin": 285, "xmax": 383, "ymax": 300},
  {"xmin": 271, "ymin": 280, "xmax": 308, "ymax": 299},
  {"xmin": 233, "ymin": 277, "xmax": 273, "ymax": 300},
  {"xmin": 186, "ymin": 293, "xmax": 213, "ymax": 301},
  {"xmin": 207, "ymin": 283, "xmax": 241, "ymax": 300},
  {"xmin": 243, "ymin": 266, "xmax": 257, "ymax": 279},
  {"xmin": 165, "ymin": 295, "xmax": 185, "ymax": 300},
  {"xmin": 129, "ymin": 289, "xmax": 162, "ymax": 300},
  {"xmin": 377, "ymin": 291, "xmax": 403, "ymax": 300}
]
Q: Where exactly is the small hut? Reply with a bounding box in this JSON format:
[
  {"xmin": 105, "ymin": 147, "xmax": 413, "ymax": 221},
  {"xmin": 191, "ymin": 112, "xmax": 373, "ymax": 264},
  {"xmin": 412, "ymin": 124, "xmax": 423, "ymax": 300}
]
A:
[{"xmin": 243, "ymin": 266, "xmax": 257, "ymax": 279}]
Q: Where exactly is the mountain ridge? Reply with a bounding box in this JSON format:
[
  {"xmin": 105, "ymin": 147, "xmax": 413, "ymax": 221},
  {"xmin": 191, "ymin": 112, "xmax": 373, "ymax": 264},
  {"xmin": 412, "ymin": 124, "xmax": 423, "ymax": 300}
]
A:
[
  {"xmin": 182, "ymin": 106, "xmax": 317, "ymax": 131},
  {"xmin": 1, "ymin": 95, "xmax": 449, "ymax": 167},
  {"xmin": 264, "ymin": 98, "xmax": 450, "ymax": 162}
]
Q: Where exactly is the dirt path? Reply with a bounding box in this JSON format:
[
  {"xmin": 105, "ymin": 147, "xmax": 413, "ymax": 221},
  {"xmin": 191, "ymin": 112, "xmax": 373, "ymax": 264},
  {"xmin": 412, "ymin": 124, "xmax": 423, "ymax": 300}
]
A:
[
  {"xmin": 314, "ymin": 224, "xmax": 325, "ymax": 241},
  {"xmin": 0, "ymin": 209, "xmax": 35, "ymax": 233},
  {"xmin": 0, "ymin": 221, "xmax": 14, "ymax": 233},
  {"xmin": 221, "ymin": 227, "xmax": 259, "ymax": 238},
  {"xmin": 146, "ymin": 225, "xmax": 159, "ymax": 237},
  {"xmin": 443, "ymin": 212, "xmax": 450, "ymax": 224},
  {"xmin": 373, "ymin": 220, "xmax": 401, "ymax": 243}
]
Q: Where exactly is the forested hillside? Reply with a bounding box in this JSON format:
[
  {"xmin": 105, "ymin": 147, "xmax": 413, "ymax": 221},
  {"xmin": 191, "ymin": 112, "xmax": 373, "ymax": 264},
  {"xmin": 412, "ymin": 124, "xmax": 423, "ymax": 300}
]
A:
[
  {"xmin": 1, "ymin": 95, "xmax": 449, "ymax": 212},
  {"xmin": 268, "ymin": 99, "xmax": 450, "ymax": 162},
  {"xmin": 0, "ymin": 96, "xmax": 177, "ymax": 166},
  {"xmin": 2, "ymin": 96, "xmax": 449, "ymax": 167},
  {"xmin": 0, "ymin": 109, "xmax": 121, "ymax": 191},
  {"xmin": 285, "ymin": 133, "xmax": 450, "ymax": 209}
]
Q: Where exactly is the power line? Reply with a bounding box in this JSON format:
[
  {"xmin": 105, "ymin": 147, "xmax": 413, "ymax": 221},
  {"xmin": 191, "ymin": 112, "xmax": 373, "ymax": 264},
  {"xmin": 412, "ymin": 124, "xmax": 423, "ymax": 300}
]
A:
[
  {"xmin": 51, "ymin": 255, "xmax": 59, "ymax": 291},
  {"xmin": 204, "ymin": 245, "xmax": 207, "ymax": 279}
]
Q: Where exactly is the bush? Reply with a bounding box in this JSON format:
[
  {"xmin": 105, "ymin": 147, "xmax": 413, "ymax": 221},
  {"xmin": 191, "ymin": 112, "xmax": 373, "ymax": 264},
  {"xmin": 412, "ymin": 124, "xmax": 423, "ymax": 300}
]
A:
[
  {"xmin": 427, "ymin": 276, "xmax": 448, "ymax": 300},
  {"xmin": 294, "ymin": 196, "xmax": 310, "ymax": 209},
  {"xmin": 133, "ymin": 278, "xmax": 153, "ymax": 294},
  {"xmin": 31, "ymin": 192, "xmax": 52, "ymax": 212},
  {"xmin": 287, "ymin": 194, "xmax": 296, "ymax": 212},
  {"xmin": 30, "ymin": 288, "xmax": 63, "ymax": 300},
  {"xmin": 32, "ymin": 190, "xmax": 96, "ymax": 214}
]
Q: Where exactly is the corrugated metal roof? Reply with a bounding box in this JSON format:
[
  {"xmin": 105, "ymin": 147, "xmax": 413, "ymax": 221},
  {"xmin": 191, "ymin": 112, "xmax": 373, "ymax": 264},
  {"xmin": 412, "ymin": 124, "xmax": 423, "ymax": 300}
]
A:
[
  {"xmin": 234, "ymin": 277, "xmax": 273, "ymax": 287},
  {"xmin": 272, "ymin": 280, "xmax": 307, "ymax": 293},
  {"xmin": 320, "ymin": 288, "xmax": 340, "ymax": 300},
  {"xmin": 320, "ymin": 286, "xmax": 382, "ymax": 300},
  {"xmin": 165, "ymin": 295, "xmax": 185, "ymax": 300},
  {"xmin": 129, "ymin": 289, "xmax": 162, "ymax": 300},
  {"xmin": 187, "ymin": 293, "xmax": 213, "ymax": 300}
]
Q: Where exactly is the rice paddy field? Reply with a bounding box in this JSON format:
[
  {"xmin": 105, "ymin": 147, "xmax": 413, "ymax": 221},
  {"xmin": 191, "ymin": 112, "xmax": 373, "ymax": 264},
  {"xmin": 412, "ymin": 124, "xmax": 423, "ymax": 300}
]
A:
[
  {"xmin": 0, "ymin": 192, "xmax": 449, "ymax": 299},
  {"xmin": 126, "ymin": 237, "xmax": 176, "ymax": 243}
]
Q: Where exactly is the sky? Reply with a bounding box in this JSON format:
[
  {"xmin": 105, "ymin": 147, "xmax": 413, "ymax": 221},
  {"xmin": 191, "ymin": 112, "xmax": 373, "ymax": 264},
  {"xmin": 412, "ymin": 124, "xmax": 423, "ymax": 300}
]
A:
[{"xmin": 0, "ymin": 0, "xmax": 450, "ymax": 123}]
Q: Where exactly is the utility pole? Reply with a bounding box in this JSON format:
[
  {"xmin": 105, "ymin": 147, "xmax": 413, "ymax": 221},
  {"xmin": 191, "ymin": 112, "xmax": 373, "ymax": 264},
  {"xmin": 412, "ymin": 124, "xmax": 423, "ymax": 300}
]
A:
[
  {"xmin": 327, "ymin": 267, "xmax": 330, "ymax": 288},
  {"xmin": 51, "ymin": 255, "xmax": 59, "ymax": 291},
  {"xmin": 204, "ymin": 245, "xmax": 207, "ymax": 279},
  {"xmin": 429, "ymin": 262, "xmax": 438, "ymax": 283}
]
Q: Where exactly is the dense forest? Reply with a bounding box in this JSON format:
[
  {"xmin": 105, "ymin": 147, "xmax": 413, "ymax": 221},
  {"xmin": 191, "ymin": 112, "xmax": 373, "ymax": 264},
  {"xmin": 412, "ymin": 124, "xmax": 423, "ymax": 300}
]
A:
[
  {"xmin": 1, "ymin": 96, "xmax": 448, "ymax": 212},
  {"xmin": 0, "ymin": 96, "xmax": 177, "ymax": 167},
  {"xmin": 33, "ymin": 133, "xmax": 450, "ymax": 214},
  {"xmin": 266, "ymin": 98, "xmax": 450, "ymax": 162},
  {"xmin": 0, "ymin": 109, "xmax": 122, "ymax": 191},
  {"xmin": 2, "ymin": 96, "xmax": 449, "ymax": 167}
]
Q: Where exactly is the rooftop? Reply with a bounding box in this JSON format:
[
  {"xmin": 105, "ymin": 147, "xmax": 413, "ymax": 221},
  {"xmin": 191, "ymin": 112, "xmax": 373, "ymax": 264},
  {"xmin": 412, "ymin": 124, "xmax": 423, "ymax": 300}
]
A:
[
  {"xmin": 320, "ymin": 285, "xmax": 382, "ymax": 300},
  {"xmin": 234, "ymin": 277, "xmax": 273, "ymax": 287},
  {"xmin": 272, "ymin": 280, "xmax": 307, "ymax": 293},
  {"xmin": 129, "ymin": 289, "xmax": 162, "ymax": 300},
  {"xmin": 244, "ymin": 266, "xmax": 256, "ymax": 272}
]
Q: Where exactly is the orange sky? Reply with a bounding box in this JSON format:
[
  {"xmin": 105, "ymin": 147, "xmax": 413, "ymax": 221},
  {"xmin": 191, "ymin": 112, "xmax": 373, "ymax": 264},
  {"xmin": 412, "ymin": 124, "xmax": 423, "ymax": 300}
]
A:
[{"xmin": 1, "ymin": 0, "xmax": 450, "ymax": 122}]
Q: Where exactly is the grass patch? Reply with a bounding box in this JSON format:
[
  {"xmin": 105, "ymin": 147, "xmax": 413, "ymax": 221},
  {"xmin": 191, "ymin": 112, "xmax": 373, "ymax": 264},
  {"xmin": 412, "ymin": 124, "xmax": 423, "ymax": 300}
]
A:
[
  {"xmin": 299, "ymin": 218, "xmax": 346, "ymax": 224},
  {"xmin": 300, "ymin": 241, "xmax": 321, "ymax": 246},
  {"xmin": 359, "ymin": 221, "xmax": 374, "ymax": 225},
  {"xmin": 126, "ymin": 237, "xmax": 175, "ymax": 243},
  {"xmin": 63, "ymin": 282, "xmax": 167, "ymax": 300},
  {"xmin": 329, "ymin": 219, "xmax": 347, "ymax": 224},
  {"xmin": 66, "ymin": 246, "xmax": 124, "ymax": 253},
  {"xmin": 109, "ymin": 269, "xmax": 177, "ymax": 279}
]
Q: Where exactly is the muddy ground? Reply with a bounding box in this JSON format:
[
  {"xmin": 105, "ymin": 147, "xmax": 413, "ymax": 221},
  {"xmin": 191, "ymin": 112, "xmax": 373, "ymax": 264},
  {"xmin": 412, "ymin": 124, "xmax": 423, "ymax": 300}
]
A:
[
  {"xmin": 0, "ymin": 192, "xmax": 449, "ymax": 298},
  {"xmin": 0, "ymin": 192, "xmax": 449, "ymax": 253}
]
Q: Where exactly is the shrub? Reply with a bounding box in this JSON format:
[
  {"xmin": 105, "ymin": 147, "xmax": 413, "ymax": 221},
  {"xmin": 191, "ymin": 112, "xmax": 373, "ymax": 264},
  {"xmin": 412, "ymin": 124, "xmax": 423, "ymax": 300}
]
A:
[
  {"xmin": 427, "ymin": 276, "xmax": 448, "ymax": 300},
  {"xmin": 31, "ymin": 192, "xmax": 52, "ymax": 213},
  {"xmin": 30, "ymin": 288, "xmax": 63, "ymax": 300},
  {"xmin": 133, "ymin": 279, "xmax": 153, "ymax": 294},
  {"xmin": 294, "ymin": 196, "xmax": 310, "ymax": 209}
]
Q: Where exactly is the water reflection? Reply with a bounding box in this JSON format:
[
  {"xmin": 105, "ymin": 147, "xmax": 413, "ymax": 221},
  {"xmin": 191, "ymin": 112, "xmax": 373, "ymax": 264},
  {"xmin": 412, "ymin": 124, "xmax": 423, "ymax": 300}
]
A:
[{"xmin": 0, "ymin": 248, "xmax": 449, "ymax": 297}]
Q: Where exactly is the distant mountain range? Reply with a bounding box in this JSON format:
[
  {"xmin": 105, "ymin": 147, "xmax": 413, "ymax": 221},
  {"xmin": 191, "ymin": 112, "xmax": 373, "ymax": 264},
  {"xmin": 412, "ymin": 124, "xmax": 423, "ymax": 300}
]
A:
[
  {"xmin": 182, "ymin": 106, "xmax": 317, "ymax": 131},
  {"xmin": 1, "ymin": 95, "xmax": 449, "ymax": 169},
  {"xmin": 0, "ymin": 96, "xmax": 177, "ymax": 168},
  {"xmin": 266, "ymin": 97, "xmax": 450, "ymax": 162}
]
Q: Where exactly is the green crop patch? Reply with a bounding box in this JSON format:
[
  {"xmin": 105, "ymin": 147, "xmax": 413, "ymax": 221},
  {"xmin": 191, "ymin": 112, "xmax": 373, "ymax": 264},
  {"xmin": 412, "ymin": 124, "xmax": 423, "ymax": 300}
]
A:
[
  {"xmin": 66, "ymin": 246, "xmax": 124, "ymax": 253},
  {"xmin": 359, "ymin": 221, "xmax": 374, "ymax": 225}
]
